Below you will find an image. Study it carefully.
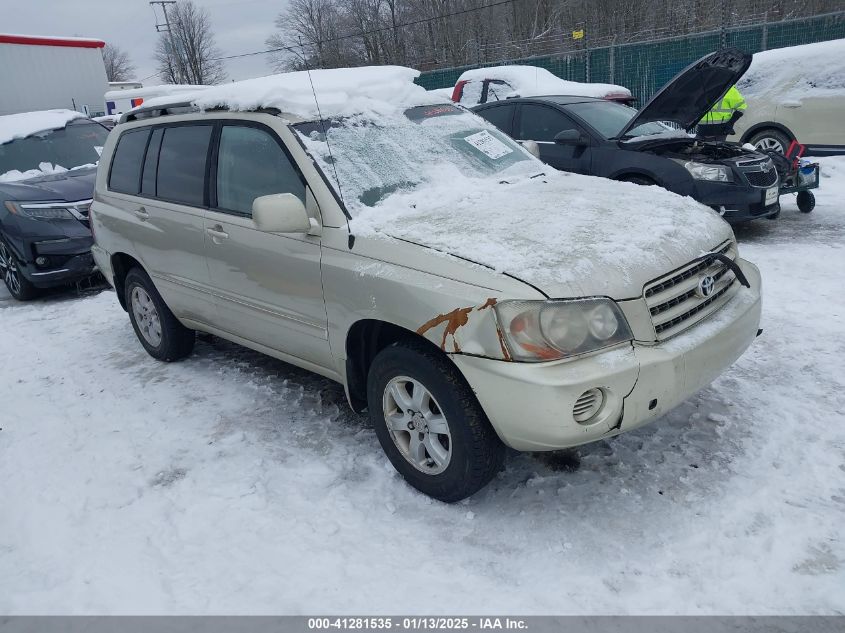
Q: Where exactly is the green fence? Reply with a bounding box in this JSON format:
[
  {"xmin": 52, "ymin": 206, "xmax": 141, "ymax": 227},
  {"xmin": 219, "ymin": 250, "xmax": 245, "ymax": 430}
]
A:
[{"xmin": 416, "ymin": 11, "xmax": 845, "ymax": 104}]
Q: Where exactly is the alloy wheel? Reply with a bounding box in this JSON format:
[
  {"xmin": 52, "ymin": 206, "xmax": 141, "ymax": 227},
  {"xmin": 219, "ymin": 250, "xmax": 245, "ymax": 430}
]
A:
[
  {"xmin": 753, "ymin": 136, "xmax": 785, "ymax": 153},
  {"xmin": 130, "ymin": 286, "xmax": 163, "ymax": 347},
  {"xmin": 0, "ymin": 242, "xmax": 22, "ymax": 297},
  {"xmin": 382, "ymin": 376, "xmax": 452, "ymax": 474}
]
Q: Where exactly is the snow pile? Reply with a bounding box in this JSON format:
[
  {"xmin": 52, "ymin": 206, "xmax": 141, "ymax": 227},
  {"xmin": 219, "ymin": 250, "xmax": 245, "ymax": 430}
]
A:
[
  {"xmin": 0, "ymin": 109, "xmax": 85, "ymax": 145},
  {"xmin": 738, "ymin": 38, "xmax": 845, "ymax": 99},
  {"xmin": 428, "ymin": 87, "xmax": 454, "ymax": 100},
  {"xmin": 180, "ymin": 66, "xmax": 440, "ymax": 120},
  {"xmin": 458, "ymin": 65, "xmax": 632, "ymax": 99},
  {"xmin": 104, "ymin": 84, "xmax": 209, "ymax": 102},
  {"xmin": 0, "ymin": 161, "xmax": 96, "ymax": 183}
]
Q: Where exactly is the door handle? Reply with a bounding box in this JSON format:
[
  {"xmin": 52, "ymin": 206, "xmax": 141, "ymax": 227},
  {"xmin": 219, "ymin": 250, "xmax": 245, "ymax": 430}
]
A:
[
  {"xmin": 134, "ymin": 207, "xmax": 150, "ymax": 221},
  {"xmin": 206, "ymin": 225, "xmax": 229, "ymax": 242}
]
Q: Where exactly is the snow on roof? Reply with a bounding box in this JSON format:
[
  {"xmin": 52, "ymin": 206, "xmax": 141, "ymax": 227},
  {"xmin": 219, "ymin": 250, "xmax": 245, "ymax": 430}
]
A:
[
  {"xmin": 457, "ymin": 65, "xmax": 632, "ymax": 99},
  {"xmin": 738, "ymin": 38, "xmax": 845, "ymax": 98},
  {"xmin": 0, "ymin": 33, "xmax": 105, "ymax": 48},
  {"xmin": 104, "ymin": 84, "xmax": 209, "ymax": 101},
  {"xmin": 143, "ymin": 66, "xmax": 443, "ymax": 120},
  {"xmin": 0, "ymin": 109, "xmax": 86, "ymax": 145}
]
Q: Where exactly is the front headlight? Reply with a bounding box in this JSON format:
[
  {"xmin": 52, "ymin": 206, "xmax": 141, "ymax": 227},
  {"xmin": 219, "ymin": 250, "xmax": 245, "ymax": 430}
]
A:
[
  {"xmin": 684, "ymin": 161, "xmax": 733, "ymax": 182},
  {"xmin": 494, "ymin": 298, "xmax": 634, "ymax": 362},
  {"xmin": 4, "ymin": 201, "xmax": 78, "ymax": 220}
]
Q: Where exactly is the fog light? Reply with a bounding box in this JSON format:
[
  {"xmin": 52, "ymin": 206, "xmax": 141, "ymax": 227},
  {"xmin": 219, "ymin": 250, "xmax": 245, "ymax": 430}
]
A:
[
  {"xmin": 36, "ymin": 256, "xmax": 50, "ymax": 267},
  {"xmin": 573, "ymin": 388, "xmax": 605, "ymax": 424}
]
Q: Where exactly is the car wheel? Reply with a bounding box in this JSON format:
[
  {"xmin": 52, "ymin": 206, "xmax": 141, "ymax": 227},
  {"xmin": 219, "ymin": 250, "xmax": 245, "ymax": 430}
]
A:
[
  {"xmin": 0, "ymin": 239, "xmax": 38, "ymax": 301},
  {"xmin": 619, "ymin": 175, "xmax": 657, "ymax": 186},
  {"xmin": 367, "ymin": 340, "xmax": 505, "ymax": 502},
  {"xmin": 125, "ymin": 267, "xmax": 195, "ymax": 361},
  {"xmin": 749, "ymin": 129, "xmax": 792, "ymax": 154},
  {"xmin": 796, "ymin": 191, "xmax": 815, "ymax": 213}
]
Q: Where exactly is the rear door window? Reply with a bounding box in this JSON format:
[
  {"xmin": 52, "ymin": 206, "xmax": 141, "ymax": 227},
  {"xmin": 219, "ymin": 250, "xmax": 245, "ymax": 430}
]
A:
[
  {"xmin": 108, "ymin": 129, "xmax": 150, "ymax": 194},
  {"xmin": 141, "ymin": 128, "xmax": 163, "ymax": 196},
  {"xmin": 156, "ymin": 125, "xmax": 213, "ymax": 207},
  {"xmin": 475, "ymin": 104, "xmax": 516, "ymax": 135},
  {"xmin": 214, "ymin": 125, "xmax": 305, "ymax": 217},
  {"xmin": 517, "ymin": 104, "xmax": 578, "ymax": 142}
]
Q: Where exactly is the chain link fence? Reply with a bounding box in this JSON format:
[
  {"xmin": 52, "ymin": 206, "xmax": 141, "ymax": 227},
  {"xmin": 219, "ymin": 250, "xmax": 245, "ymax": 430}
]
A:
[{"xmin": 415, "ymin": 10, "xmax": 845, "ymax": 104}]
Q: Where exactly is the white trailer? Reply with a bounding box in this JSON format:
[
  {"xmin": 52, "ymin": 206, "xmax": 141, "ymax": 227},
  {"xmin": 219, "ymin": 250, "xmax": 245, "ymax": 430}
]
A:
[
  {"xmin": 104, "ymin": 84, "xmax": 208, "ymax": 116},
  {"xmin": 0, "ymin": 34, "xmax": 110, "ymax": 117}
]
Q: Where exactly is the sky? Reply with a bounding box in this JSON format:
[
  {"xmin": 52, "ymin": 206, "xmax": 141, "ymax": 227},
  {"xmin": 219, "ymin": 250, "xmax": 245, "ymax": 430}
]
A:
[{"xmin": 2, "ymin": 0, "xmax": 288, "ymax": 84}]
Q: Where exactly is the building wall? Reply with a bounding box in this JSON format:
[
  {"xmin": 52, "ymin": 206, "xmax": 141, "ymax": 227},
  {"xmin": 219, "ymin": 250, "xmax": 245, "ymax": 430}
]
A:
[{"xmin": 0, "ymin": 43, "xmax": 109, "ymax": 116}]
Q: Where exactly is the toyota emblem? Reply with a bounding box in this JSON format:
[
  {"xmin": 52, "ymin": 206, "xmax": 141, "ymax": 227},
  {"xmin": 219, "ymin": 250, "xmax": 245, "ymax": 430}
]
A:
[{"xmin": 697, "ymin": 275, "xmax": 716, "ymax": 298}]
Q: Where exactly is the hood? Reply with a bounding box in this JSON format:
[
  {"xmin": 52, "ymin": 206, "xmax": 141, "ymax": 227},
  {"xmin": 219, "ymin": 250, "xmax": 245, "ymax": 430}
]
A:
[
  {"xmin": 351, "ymin": 170, "xmax": 734, "ymax": 300},
  {"xmin": 0, "ymin": 166, "xmax": 96, "ymax": 203},
  {"xmin": 618, "ymin": 48, "xmax": 752, "ymax": 137}
]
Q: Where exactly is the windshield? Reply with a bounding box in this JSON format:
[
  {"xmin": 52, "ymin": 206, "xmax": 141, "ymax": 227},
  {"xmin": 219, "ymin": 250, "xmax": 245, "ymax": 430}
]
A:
[
  {"xmin": 293, "ymin": 105, "xmax": 537, "ymax": 212},
  {"xmin": 0, "ymin": 120, "xmax": 108, "ymax": 175},
  {"xmin": 565, "ymin": 101, "xmax": 671, "ymax": 139}
]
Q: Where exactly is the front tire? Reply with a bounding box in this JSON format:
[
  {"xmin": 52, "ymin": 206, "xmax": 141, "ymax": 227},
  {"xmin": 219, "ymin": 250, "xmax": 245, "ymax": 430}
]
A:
[
  {"xmin": 618, "ymin": 174, "xmax": 657, "ymax": 186},
  {"xmin": 0, "ymin": 239, "xmax": 38, "ymax": 301},
  {"xmin": 367, "ymin": 341, "xmax": 505, "ymax": 502},
  {"xmin": 125, "ymin": 267, "xmax": 195, "ymax": 361}
]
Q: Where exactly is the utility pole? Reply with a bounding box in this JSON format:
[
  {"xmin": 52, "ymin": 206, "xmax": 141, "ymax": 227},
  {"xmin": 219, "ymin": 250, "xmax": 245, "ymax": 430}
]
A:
[{"xmin": 150, "ymin": 0, "xmax": 181, "ymax": 82}]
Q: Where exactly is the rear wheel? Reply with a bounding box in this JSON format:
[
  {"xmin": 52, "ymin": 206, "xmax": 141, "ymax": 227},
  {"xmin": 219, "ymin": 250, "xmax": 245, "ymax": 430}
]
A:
[
  {"xmin": 749, "ymin": 128, "xmax": 791, "ymax": 154},
  {"xmin": 125, "ymin": 267, "xmax": 195, "ymax": 361},
  {"xmin": 367, "ymin": 341, "xmax": 505, "ymax": 502},
  {"xmin": 0, "ymin": 239, "xmax": 38, "ymax": 301},
  {"xmin": 797, "ymin": 190, "xmax": 815, "ymax": 213}
]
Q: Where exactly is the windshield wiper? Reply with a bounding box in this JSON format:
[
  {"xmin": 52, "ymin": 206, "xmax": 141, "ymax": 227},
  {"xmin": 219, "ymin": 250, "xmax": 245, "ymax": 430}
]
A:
[{"xmin": 530, "ymin": 172, "xmax": 546, "ymax": 179}]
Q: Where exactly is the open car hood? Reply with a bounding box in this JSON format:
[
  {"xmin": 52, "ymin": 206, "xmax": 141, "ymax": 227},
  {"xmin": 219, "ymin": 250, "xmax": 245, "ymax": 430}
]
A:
[{"xmin": 618, "ymin": 48, "xmax": 752, "ymax": 137}]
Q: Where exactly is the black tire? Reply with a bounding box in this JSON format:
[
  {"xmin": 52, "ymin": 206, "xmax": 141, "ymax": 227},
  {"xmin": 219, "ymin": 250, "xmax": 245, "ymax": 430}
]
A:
[
  {"xmin": 797, "ymin": 190, "xmax": 815, "ymax": 213},
  {"xmin": 748, "ymin": 128, "xmax": 792, "ymax": 154},
  {"xmin": 0, "ymin": 238, "xmax": 39, "ymax": 301},
  {"xmin": 124, "ymin": 267, "xmax": 195, "ymax": 361},
  {"xmin": 618, "ymin": 174, "xmax": 657, "ymax": 186},
  {"xmin": 367, "ymin": 340, "xmax": 505, "ymax": 502}
]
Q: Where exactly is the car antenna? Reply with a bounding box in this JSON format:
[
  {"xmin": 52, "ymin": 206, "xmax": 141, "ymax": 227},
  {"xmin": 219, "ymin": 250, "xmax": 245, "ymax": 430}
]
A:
[{"xmin": 300, "ymin": 38, "xmax": 354, "ymax": 249}]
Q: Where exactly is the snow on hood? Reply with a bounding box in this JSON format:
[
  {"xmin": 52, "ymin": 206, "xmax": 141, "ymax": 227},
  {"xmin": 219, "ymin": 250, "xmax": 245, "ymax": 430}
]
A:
[
  {"xmin": 154, "ymin": 66, "xmax": 443, "ymax": 120},
  {"xmin": 0, "ymin": 161, "xmax": 97, "ymax": 184},
  {"xmin": 738, "ymin": 38, "xmax": 845, "ymax": 99},
  {"xmin": 457, "ymin": 65, "xmax": 632, "ymax": 100},
  {"xmin": 352, "ymin": 168, "xmax": 733, "ymax": 299},
  {"xmin": 0, "ymin": 109, "xmax": 85, "ymax": 145}
]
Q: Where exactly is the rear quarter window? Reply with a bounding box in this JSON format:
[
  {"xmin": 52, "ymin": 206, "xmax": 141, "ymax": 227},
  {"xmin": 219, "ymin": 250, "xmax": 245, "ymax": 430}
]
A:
[{"xmin": 108, "ymin": 129, "xmax": 150, "ymax": 194}]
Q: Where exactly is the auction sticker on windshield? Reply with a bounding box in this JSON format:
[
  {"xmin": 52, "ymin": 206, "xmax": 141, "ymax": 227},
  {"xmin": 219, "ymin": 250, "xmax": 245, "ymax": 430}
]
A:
[
  {"xmin": 463, "ymin": 130, "xmax": 513, "ymax": 160},
  {"xmin": 765, "ymin": 186, "xmax": 778, "ymax": 206}
]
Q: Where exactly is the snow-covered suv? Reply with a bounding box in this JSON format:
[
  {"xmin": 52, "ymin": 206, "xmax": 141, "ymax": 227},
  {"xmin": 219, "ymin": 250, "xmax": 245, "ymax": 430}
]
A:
[{"xmin": 90, "ymin": 67, "xmax": 763, "ymax": 501}]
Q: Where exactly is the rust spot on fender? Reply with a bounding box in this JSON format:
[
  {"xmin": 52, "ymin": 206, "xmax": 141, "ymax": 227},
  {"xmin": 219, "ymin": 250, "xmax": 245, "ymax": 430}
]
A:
[{"xmin": 417, "ymin": 298, "xmax": 500, "ymax": 355}]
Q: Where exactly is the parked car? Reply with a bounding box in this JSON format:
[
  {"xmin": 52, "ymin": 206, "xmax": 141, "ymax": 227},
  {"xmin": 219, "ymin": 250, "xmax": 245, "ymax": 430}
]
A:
[
  {"xmin": 451, "ymin": 65, "xmax": 634, "ymax": 106},
  {"xmin": 730, "ymin": 38, "xmax": 845, "ymax": 155},
  {"xmin": 473, "ymin": 49, "xmax": 782, "ymax": 223},
  {"xmin": 90, "ymin": 67, "xmax": 762, "ymax": 502},
  {"xmin": 0, "ymin": 109, "xmax": 107, "ymax": 299}
]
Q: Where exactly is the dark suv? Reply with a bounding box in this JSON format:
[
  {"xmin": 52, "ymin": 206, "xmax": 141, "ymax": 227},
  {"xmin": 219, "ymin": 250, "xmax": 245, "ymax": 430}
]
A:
[
  {"xmin": 473, "ymin": 49, "xmax": 781, "ymax": 224},
  {"xmin": 0, "ymin": 114, "xmax": 108, "ymax": 299}
]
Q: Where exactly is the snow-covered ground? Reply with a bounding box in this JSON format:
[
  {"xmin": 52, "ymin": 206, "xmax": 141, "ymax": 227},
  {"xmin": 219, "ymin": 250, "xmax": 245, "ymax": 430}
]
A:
[{"xmin": 1, "ymin": 159, "xmax": 843, "ymax": 615}]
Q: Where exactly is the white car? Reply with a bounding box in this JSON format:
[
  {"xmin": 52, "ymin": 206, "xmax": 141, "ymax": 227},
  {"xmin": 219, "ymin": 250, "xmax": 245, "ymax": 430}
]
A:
[
  {"xmin": 730, "ymin": 38, "xmax": 845, "ymax": 155},
  {"xmin": 90, "ymin": 66, "xmax": 762, "ymax": 502},
  {"xmin": 451, "ymin": 65, "xmax": 634, "ymax": 106}
]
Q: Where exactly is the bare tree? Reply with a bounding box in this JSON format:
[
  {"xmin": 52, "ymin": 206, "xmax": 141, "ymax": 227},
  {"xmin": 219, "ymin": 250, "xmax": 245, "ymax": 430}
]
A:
[
  {"xmin": 154, "ymin": 0, "xmax": 227, "ymax": 84},
  {"xmin": 102, "ymin": 44, "xmax": 136, "ymax": 82}
]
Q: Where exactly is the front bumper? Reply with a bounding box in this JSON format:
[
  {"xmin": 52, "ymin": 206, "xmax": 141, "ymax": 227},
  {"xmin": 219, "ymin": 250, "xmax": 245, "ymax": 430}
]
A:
[
  {"xmin": 693, "ymin": 180, "xmax": 780, "ymax": 223},
  {"xmin": 453, "ymin": 260, "xmax": 762, "ymax": 451},
  {"xmin": 20, "ymin": 236, "xmax": 97, "ymax": 289}
]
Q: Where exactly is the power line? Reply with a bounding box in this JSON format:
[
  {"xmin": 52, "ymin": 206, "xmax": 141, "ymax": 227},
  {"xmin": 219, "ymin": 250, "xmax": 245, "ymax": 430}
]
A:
[{"xmin": 209, "ymin": 0, "xmax": 520, "ymax": 62}]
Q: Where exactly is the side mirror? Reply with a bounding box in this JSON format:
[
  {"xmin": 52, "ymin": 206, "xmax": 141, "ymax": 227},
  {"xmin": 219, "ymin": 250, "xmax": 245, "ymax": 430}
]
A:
[
  {"xmin": 252, "ymin": 193, "xmax": 311, "ymax": 233},
  {"xmin": 554, "ymin": 129, "xmax": 589, "ymax": 145},
  {"xmin": 520, "ymin": 140, "xmax": 541, "ymax": 159}
]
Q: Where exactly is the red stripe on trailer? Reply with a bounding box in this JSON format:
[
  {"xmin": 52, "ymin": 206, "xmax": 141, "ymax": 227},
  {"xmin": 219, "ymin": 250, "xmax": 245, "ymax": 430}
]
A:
[{"xmin": 0, "ymin": 34, "xmax": 106, "ymax": 49}]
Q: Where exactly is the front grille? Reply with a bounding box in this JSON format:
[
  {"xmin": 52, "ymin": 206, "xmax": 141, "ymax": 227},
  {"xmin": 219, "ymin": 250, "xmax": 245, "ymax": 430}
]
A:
[
  {"xmin": 743, "ymin": 167, "xmax": 778, "ymax": 188},
  {"xmin": 644, "ymin": 241, "xmax": 738, "ymax": 340}
]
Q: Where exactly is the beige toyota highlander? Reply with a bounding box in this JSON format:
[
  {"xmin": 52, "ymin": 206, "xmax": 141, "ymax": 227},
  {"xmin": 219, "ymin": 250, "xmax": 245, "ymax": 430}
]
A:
[{"xmin": 90, "ymin": 67, "xmax": 762, "ymax": 502}]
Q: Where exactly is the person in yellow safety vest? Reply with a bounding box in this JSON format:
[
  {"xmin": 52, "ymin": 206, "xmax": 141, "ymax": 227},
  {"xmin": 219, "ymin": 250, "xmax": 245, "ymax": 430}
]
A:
[{"xmin": 697, "ymin": 85, "xmax": 747, "ymax": 141}]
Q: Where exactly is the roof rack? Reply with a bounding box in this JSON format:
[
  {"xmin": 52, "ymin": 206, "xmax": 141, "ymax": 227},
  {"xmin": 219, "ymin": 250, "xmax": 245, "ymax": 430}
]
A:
[{"xmin": 119, "ymin": 103, "xmax": 283, "ymax": 125}]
